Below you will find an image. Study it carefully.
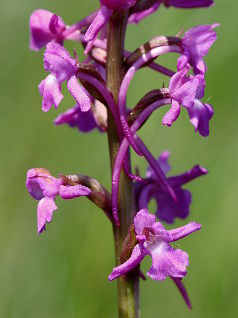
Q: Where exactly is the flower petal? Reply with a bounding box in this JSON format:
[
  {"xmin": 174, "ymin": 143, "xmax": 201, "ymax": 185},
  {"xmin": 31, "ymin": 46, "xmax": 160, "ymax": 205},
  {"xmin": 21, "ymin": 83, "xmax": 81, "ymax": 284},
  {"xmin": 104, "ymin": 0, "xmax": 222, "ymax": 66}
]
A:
[
  {"xmin": 134, "ymin": 209, "xmax": 156, "ymax": 236},
  {"xmin": 172, "ymin": 77, "xmax": 199, "ymax": 108},
  {"xmin": 29, "ymin": 9, "xmax": 65, "ymax": 51},
  {"xmin": 147, "ymin": 244, "xmax": 189, "ymax": 280},
  {"xmin": 54, "ymin": 105, "xmax": 97, "ymax": 132},
  {"xmin": 84, "ymin": 6, "xmax": 112, "ymax": 42},
  {"xmin": 162, "ymin": 99, "xmax": 181, "ymax": 127},
  {"xmin": 44, "ymin": 42, "xmax": 77, "ymax": 82},
  {"xmin": 59, "ymin": 184, "xmax": 91, "ymax": 200},
  {"xmin": 26, "ymin": 168, "xmax": 60, "ymax": 200},
  {"xmin": 108, "ymin": 244, "xmax": 146, "ymax": 281},
  {"xmin": 37, "ymin": 197, "xmax": 58, "ymax": 234},
  {"xmin": 39, "ymin": 74, "xmax": 63, "ymax": 112},
  {"xmin": 167, "ymin": 222, "xmax": 202, "ymax": 242},
  {"xmin": 67, "ymin": 76, "xmax": 92, "ymax": 112},
  {"xmin": 187, "ymin": 100, "xmax": 214, "ymax": 137},
  {"xmin": 154, "ymin": 187, "xmax": 191, "ymax": 224}
]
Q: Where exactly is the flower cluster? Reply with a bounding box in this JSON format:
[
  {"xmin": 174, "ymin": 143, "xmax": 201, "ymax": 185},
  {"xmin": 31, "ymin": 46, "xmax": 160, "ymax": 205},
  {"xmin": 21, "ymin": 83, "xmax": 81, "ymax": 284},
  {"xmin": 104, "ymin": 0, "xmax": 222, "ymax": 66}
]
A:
[{"xmin": 27, "ymin": 0, "xmax": 218, "ymax": 311}]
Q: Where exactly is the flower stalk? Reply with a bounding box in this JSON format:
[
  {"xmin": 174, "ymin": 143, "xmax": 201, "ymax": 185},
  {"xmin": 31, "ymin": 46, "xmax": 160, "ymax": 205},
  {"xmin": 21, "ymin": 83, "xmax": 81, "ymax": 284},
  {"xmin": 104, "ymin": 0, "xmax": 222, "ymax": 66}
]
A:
[{"xmin": 106, "ymin": 10, "xmax": 139, "ymax": 318}]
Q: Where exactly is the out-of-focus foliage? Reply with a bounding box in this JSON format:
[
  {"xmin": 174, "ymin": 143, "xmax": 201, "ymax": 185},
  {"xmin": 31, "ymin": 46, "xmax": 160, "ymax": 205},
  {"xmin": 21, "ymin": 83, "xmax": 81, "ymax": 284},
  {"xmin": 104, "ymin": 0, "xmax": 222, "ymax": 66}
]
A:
[{"xmin": 0, "ymin": 0, "xmax": 237, "ymax": 317}]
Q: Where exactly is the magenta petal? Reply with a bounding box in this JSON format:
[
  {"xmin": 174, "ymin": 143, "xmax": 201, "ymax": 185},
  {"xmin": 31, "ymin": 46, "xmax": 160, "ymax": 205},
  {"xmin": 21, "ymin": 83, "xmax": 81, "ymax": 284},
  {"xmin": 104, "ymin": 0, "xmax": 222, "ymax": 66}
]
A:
[
  {"xmin": 147, "ymin": 245, "xmax": 189, "ymax": 280},
  {"xmin": 59, "ymin": 184, "xmax": 91, "ymax": 200},
  {"xmin": 29, "ymin": 9, "xmax": 65, "ymax": 51},
  {"xmin": 26, "ymin": 168, "xmax": 60, "ymax": 199},
  {"xmin": 187, "ymin": 100, "xmax": 214, "ymax": 137},
  {"xmin": 108, "ymin": 244, "xmax": 146, "ymax": 281},
  {"xmin": 162, "ymin": 99, "xmax": 181, "ymax": 126},
  {"xmin": 167, "ymin": 222, "xmax": 202, "ymax": 242},
  {"xmin": 168, "ymin": 164, "xmax": 208, "ymax": 187},
  {"xmin": 172, "ymin": 77, "xmax": 199, "ymax": 109},
  {"xmin": 39, "ymin": 74, "xmax": 63, "ymax": 112},
  {"xmin": 67, "ymin": 76, "xmax": 91, "ymax": 112},
  {"xmin": 169, "ymin": 65, "xmax": 190, "ymax": 93},
  {"xmin": 44, "ymin": 42, "xmax": 77, "ymax": 82},
  {"xmin": 37, "ymin": 197, "xmax": 58, "ymax": 234},
  {"xmin": 54, "ymin": 105, "xmax": 97, "ymax": 132},
  {"xmin": 84, "ymin": 6, "xmax": 112, "ymax": 42},
  {"xmin": 155, "ymin": 187, "xmax": 192, "ymax": 223},
  {"xmin": 182, "ymin": 23, "xmax": 219, "ymax": 74}
]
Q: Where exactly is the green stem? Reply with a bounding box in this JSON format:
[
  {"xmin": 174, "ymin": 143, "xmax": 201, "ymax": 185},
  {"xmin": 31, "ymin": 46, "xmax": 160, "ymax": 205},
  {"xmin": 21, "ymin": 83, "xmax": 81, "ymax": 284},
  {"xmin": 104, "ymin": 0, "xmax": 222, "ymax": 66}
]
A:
[{"xmin": 106, "ymin": 11, "xmax": 139, "ymax": 318}]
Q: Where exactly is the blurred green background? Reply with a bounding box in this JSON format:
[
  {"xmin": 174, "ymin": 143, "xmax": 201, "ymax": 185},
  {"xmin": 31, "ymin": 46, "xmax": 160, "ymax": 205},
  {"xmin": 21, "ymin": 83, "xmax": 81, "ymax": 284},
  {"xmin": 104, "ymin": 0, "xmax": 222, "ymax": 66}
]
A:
[{"xmin": 0, "ymin": 0, "xmax": 237, "ymax": 317}]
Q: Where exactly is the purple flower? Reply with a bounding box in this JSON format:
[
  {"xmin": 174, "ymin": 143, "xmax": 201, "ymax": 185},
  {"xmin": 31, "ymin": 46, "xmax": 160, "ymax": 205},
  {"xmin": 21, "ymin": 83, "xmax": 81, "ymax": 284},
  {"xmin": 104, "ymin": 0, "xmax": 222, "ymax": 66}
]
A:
[
  {"xmin": 109, "ymin": 209, "xmax": 201, "ymax": 281},
  {"xmin": 163, "ymin": 64, "xmax": 214, "ymax": 136},
  {"xmin": 54, "ymin": 100, "xmax": 108, "ymax": 133},
  {"xmin": 41, "ymin": 42, "xmax": 92, "ymax": 112},
  {"xmin": 178, "ymin": 24, "xmax": 219, "ymax": 74},
  {"xmin": 26, "ymin": 168, "xmax": 91, "ymax": 234},
  {"xmin": 136, "ymin": 151, "xmax": 207, "ymax": 223},
  {"xmin": 54, "ymin": 105, "xmax": 98, "ymax": 132},
  {"xmin": 30, "ymin": 9, "xmax": 66, "ymax": 51}
]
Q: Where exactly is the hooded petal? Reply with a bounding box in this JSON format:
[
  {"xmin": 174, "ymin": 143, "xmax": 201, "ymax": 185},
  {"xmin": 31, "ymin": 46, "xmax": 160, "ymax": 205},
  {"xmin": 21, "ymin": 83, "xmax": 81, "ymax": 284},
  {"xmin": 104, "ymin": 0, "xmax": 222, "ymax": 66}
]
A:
[
  {"xmin": 44, "ymin": 42, "xmax": 77, "ymax": 82},
  {"xmin": 59, "ymin": 184, "xmax": 91, "ymax": 200},
  {"xmin": 172, "ymin": 77, "xmax": 199, "ymax": 108},
  {"xmin": 108, "ymin": 244, "xmax": 146, "ymax": 281},
  {"xmin": 29, "ymin": 9, "xmax": 65, "ymax": 51},
  {"xmin": 134, "ymin": 209, "xmax": 156, "ymax": 237},
  {"xmin": 181, "ymin": 24, "xmax": 219, "ymax": 74},
  {"xmin": 37, "ymin": 197, "xmax": 58, "ymax": 234},
  {"xmin": 67, "ymin": 76, "xmax": 92, "ymax": 112},
  {"xmin": 26, "ymin": 168, "xmax": 60, "ymax": 200},
  {"xmin": 39, "ymin": 74, "xmax": 63, "ymax": 112}
]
